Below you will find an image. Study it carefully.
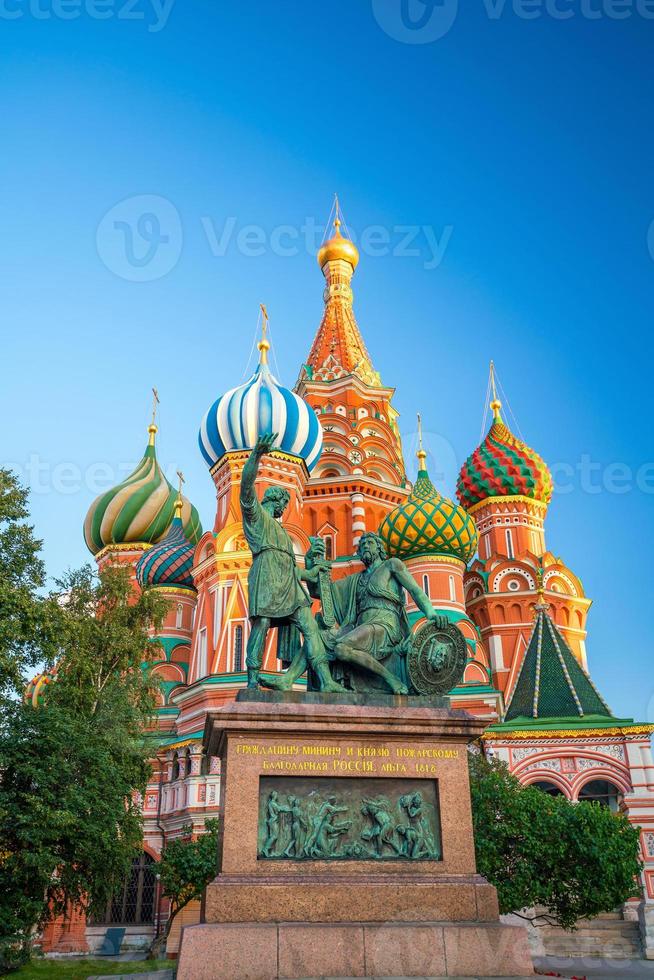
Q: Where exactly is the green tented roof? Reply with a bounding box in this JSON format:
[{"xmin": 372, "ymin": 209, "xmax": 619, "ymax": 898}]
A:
[{"xmin": 503, "ymin": 607, "xmax": 612, "ymax": 723}]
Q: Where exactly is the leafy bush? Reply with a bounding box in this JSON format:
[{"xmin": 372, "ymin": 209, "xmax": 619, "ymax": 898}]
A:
[{"xmin": 470, "ymin": 751, "xmax": 642, "ymax": 929}]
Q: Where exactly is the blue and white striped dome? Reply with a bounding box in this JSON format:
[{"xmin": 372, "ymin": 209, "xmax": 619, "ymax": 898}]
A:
[{"xmin": 198, "ymin": 361, "xmax": 323, "ymax": 473}]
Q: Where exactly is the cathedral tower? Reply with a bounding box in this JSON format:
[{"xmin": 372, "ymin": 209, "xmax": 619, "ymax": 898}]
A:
[
  {"xmin": 457, "ymin": 377, "xmax": 591, "ymax": 701},
  {"xmin": 296, "ymin": 205, "xmax": 408, "ymax": 560}
]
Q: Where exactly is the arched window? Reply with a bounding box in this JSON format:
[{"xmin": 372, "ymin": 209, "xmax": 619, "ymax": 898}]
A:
[
  {"xmin": 323, "ymin": 535, "xmax": 334, "ymax": 560},
  {"xmin": 422, "ymin": 574, "xmax": 430, "ymax": 597},
  {"xmin": 171, "ymin": 753, "xmax": 180, "ymax": 781},
  {"xmin": 176, "ymin": 603, "xmax": 183, "ymax": 629},
  {"xmin": 184, "ymin": 748, "xmax": 192, "ymax": 778},
  {"xmin": 531, "ymin": 780, "xmax": 565, "ymax": 797},
  {"xmin": 505, "ymin": 529, "xmax": 514, "ymax": 559},
  {"xmin": 448, "ymin": 575, "xmax": 456, "ymax": 602},
  {"xmin": 94, "ymin": 853, "xmax": 157, "ymax": 925},
  {"xmin": 233, "ymin": 625, "xmax": 244, "ymax": 672},
  {"xmin": 200, "ymin": 753, "xmax": 209, "ymax": 776},
  {"xmin": 578, "ymin": 779, "xmax": 621, "ymax": 812}
]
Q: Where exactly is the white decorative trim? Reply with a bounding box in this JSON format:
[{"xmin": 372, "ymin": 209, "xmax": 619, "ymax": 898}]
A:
[
  {"xmin": 543, "ymin": 568, "xmax": 579, "ymax": 597},
  {"xmin": 492, "ymin": 566, "xmax": 537, "ymax": 591}
]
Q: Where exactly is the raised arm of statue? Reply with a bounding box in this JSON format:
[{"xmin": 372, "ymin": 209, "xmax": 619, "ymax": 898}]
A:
[
  {"xmin": 389, "ymin": 558, "xmax": 448, "ymax": 630},
  {"xmin": 240, "ymin": 432, "xmax": 278, "ymax": 514}
]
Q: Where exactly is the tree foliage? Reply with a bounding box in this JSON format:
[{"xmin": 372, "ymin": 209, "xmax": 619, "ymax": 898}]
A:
[
  {"xmin": 470, "ymin": 751, "xmax": 642, "ymax": 929},
  {"xmin": 150, "ymin": 820, "xmax": 219, "ymax": 956},
  {"xmin": 0, "ymin": 468, "xmax": 59, "ymax": 706},
  {"xmin": 0, "ymin": 539, "xmax": 168, "ymax": 968}
]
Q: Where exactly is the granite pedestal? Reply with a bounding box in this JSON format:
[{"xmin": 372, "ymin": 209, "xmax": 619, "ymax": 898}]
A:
[{"xmin": 176, "ymin": 694, "xmax": 533, "ymax": 979}]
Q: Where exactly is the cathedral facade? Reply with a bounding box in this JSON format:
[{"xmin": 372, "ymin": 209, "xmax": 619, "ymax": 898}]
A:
[{"xmin": 34, "ymin": 213, "xmax": 654, "ymax": 957}]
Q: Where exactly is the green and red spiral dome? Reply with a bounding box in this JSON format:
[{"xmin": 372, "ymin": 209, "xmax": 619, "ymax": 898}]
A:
[{"xmin": 456, "ymin": 403, "xmax": 553, "ymax": 510}]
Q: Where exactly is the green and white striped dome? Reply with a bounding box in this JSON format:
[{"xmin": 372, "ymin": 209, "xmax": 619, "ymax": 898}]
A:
[{"xmin": 83, "ymin": 425, "xmax": 202, "ymax": 555}]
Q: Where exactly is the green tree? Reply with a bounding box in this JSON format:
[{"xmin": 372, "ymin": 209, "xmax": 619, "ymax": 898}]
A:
[
  {"xmin": 150, "ymin": 820, "xmax": 219, "ymax": 958},
  {"xmin": 0, "ymin": 561, "xmax": 168, "ymax": 969},
  {"xmin": 470, "ymin": 751, "xmax": 642, "ymax": 929},
  {"xmin": 0, "ymin": 468, "xmax": 59, "ymax": 706}
]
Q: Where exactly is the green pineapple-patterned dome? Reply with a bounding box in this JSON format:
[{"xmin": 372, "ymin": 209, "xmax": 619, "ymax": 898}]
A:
[
  {"xmin": 379, "ymin": 446, "xmax": 478, "ymax": 564},
  {"xmin": 83, "ymin": 424, "xmax": 202, "ymax": 555}
]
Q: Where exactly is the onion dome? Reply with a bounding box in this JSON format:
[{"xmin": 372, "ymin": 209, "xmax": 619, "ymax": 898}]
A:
[
  {"xmin": 84, "ymin": 425, "xmax": 202, "ymax": 555},
  {"xmin": 25, "ymin": 666, "xmax": 57, "ymax": 707},
  {"xmin": 379, "ymin": 424, "xmax": 478, "ymax": 563},
  {"xmin": 317, "ymin": 216, "xmax": 360, "ymax": 271},
  {"xmin": 199, "ymin": 318, "xmax": 323, "ymax": 473},
  {"xmin": 457, "ymin": 399, "xmax": 553, "ymax": 511},
  {"xmin": 136, "ymin": 496, "xmax": 196, "ymax": 591}
]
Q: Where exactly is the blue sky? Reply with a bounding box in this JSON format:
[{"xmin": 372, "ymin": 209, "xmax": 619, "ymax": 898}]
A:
[{"xmin": 2, "ymin": 1, "xmax": 653, "ymax": 719}]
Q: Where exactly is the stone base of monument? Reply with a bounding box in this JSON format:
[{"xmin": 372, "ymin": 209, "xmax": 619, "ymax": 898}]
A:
[{"xmin": 176, "ymin": 696, "xmax": 533, "ymax": 979}]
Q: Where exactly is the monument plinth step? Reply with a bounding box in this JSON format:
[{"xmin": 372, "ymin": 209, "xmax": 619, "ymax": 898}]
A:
[
  {"xmin": 236, "ymin": 687, "xmax": 449, "ymax": 709},
  {"xmin": 176, "ymin": 921, "xmax": 534, "ymax": 979}
]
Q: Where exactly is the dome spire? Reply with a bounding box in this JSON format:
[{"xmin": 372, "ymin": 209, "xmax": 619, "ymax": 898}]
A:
[
  {"xmin": 84, "ymin": 413, "xmax": 202, "ymax": 555},
  {"xmin": 174, "ymin": 470, "xmax": 185, "ymax": 518},
  {"xmin": 317, "ymin": 195, "xmax": 360, "ymax": 271},
  {"xmin": 148, "ymin": 386, "xmax": 160, "ymax": 446},
  {"xmin": 258, "ymin": 303, "xmax": 270, "ymax": 366},
  {"xmin": 489, "ymin": 361, "xmax": 502, "ymax": 422},
  {"xmin": 303, "ymin": 198, "xmax": 379, "ymax": 387},
  {"xmin": 457, "ymin": 370, "xmax": 553, "ymax": 511},
  {"xmin": 379, "ymin": 413, "xmax": 478, "ymax": 563},
  {"xmin": 416, "ymin": 412, "xmax": 427, "ymax": 470}
]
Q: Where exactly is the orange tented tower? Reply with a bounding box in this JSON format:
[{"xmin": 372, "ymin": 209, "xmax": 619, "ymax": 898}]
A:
[{"xmin": 296, "ymin": 209, "xmax": 408, "ymax": 563}]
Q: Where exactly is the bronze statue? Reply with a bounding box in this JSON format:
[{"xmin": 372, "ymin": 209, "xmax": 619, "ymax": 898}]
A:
[
  {"xmin": 240, "ymin": 434, "xmax": 343, "ymax": 693},
  {"xmin": 269, "ymin": 531, "xmax": 448, "ymax": 695},
  {"xmin": 240, "ymin": 436, "xmax": 465, "ymax": 697}
]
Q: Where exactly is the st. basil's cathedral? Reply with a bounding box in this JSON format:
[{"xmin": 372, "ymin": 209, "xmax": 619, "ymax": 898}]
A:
[{"xmin": 32, "ymin": 210, "xmax": 654, "ymax": 958}]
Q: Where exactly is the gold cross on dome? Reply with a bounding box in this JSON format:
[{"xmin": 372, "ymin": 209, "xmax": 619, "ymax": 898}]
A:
[{"xmin": 151, "ymin": 386, "xmax": 160, "ymax": 425}]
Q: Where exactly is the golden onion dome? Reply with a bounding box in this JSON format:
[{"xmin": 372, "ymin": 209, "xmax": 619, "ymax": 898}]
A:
[{"xmin": 317, "ymin": 217, "xmax": 359, "ymax": 271}]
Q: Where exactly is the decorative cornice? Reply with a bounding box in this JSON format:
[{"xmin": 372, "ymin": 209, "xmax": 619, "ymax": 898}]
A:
[
  {"xmin": 96, "ymin": 541, "xmax": 151, "ymax": 560},
  {"xmin": 304, "ymin": 476, "xmax": 408, "ymax": 502},
  {"xmin": 151, "ymin": 585, "xmax": 197, "ymax": 597},
  {"xmin": 467, "ymin": 495, "xmax": 548, "ymax": 517},
  {"xmin": 483, "ymin": 724, "xmax": 654, "ymax": 740},
  {"xmin": 162, "ymin": 736, "xmax": 202, "ymax": 753},
  {"xmin": 405, "ymin": 554, "xmax": 466, "ymax": 569},
  {"xmin": 209, "ymin": 449, "xmax": 309, "ymax": 480}
]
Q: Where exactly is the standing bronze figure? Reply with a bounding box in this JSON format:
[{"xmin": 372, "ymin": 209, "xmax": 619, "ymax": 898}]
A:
[{"xmin": 240, "ymin": 433, "xmax": 342, "ymax": 692}]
